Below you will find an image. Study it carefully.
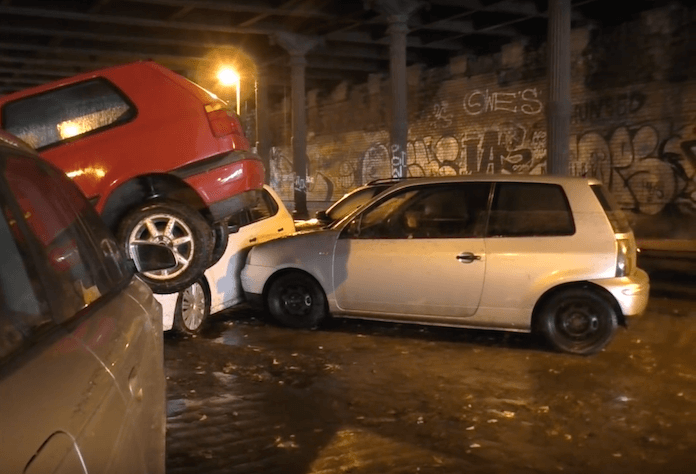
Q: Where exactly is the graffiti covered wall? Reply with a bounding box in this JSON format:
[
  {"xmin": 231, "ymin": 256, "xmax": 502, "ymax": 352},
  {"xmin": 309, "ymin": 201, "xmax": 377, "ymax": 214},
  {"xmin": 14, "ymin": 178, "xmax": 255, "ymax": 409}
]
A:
[
  {"xmin": 267, "ymin": 5, "xmax": 696, "ymax": 240},
  {"xmin": 269, "ymin": 77, "xmax": 551, "ymax": 198},
  {"xmin": 569, "ymin": 105, "xmax": 696, "ymax": 239}
]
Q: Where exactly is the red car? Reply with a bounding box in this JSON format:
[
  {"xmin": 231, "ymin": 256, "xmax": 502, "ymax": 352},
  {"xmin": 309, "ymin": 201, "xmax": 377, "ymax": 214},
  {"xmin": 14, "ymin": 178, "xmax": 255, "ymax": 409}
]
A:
[{"xmin": 0, "ymin": 61, "xmax": 264, "ymax": 293}]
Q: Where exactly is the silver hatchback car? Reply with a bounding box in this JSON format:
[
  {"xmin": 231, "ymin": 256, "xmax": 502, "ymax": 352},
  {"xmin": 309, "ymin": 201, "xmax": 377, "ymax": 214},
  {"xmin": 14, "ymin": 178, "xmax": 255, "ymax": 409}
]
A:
[
  {"xmin": 0, "ymin": 131, "xmax": 172, "ymax": 473},
  {"xmin": 241, "ymin": 175, "xmax": 650, "ymax": 355}
]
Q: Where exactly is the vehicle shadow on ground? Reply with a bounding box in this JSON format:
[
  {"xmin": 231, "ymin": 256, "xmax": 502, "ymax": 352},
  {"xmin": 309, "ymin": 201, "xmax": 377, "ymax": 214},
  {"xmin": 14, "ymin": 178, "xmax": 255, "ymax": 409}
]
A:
[
  {"xmin": 321, "ymin": 316, "xmax": 553, "ymax": 353},
  {"xmin": 203, "ymin": 304, "xmax": 555, "ymax": 354}
]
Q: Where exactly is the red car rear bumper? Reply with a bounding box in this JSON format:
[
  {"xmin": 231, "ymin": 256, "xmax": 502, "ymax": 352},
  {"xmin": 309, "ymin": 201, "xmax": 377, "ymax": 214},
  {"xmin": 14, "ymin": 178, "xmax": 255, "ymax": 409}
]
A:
[{"xmin": 172, "ymin": 150, "xmax": 265, "ymax": 222}]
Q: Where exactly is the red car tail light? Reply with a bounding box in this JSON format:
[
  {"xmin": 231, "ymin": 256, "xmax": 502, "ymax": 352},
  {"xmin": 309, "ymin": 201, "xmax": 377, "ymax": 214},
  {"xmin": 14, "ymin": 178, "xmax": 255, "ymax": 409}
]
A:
[{"xmin": 205, "ymin": 103, "xmax": 243, "ymax": 138}]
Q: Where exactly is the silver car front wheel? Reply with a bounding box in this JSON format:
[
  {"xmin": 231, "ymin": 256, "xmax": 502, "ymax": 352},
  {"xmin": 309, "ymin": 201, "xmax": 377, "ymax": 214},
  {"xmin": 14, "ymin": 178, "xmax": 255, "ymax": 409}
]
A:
[{"xmin": 266, "ymin": 272, "xmax": 328, "ymax": 329}]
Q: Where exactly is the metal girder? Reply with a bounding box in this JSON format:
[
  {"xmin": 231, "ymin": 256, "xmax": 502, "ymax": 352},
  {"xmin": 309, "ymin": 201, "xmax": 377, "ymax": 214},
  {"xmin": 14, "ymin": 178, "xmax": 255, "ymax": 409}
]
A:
[
  {"xmin": 0, "ymin": 5, "xmax": 273, "ymax": 35},
  {"xmin": 313, "ymin": 43, "xmax": 436, "ymax": 65},
  {"xmin": 0, "ymin": 42, "xmax": 205, "ymax": 65},
  {"xmin": 0, "ymin": 0, "xmax": 629, "ymax": 98},
  {"xmin": 121, "ymin": 0, "xmax": 336, "ymax": 19},
  {"xmin": 0, "ymin": 55, "xmax": 116, "ymax": 70},
  {"xmin": 429, "ymin": 0, "xmax": 585, "ymax": 20},
  {"xmin": 0, "ymin": 67, "xmax": 75, "ymax": 78},
  {"xmin": 411, "ymin": 19, "xmax": 519, "ymax": 36},
  {"xmin": 265, "ymin": 54, "xmax": 386, "ymax": 73},
  {"xmin": 0, "ymin": 77, "xmax": 49, "ymax": 86},
  {"xmin": 0, "ymin": 26, "xmax": 245, "ymax": 52},
  {"xmin": 325, "ymin": 31, "xmax": 463, "ymax": 51},
  {"xmin": 433, "ymin": 0, "xmax": 539, "ymax": 16},
  {"xmin": 307, "ymin": 57, "xmax": 385, "ymax": 72},
  {"xmin": 89, "ymin": 0, "xmax": 116, "ymax": 13},
  {"xmin": 312, "ymin": 43, "xmax": 401, "ymax": 61}
]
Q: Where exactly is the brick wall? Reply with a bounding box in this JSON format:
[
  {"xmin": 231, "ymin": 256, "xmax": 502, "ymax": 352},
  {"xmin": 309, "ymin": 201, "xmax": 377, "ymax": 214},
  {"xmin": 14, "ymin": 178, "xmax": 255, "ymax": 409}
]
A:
[{"xmin": 266, "ymin": 5, "xmax": 696, "ymax": 240}]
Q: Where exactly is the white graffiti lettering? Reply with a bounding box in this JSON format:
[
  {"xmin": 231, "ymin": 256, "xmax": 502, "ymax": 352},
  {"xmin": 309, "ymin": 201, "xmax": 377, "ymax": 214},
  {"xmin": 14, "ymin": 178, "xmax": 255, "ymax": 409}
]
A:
[
  {"xmin": 431, "ymin": 101, "xmax": 453, "ymax": 129},
  {"xmin": 463, "ymin": 88, "xmax": 543, "ymax": 116}
]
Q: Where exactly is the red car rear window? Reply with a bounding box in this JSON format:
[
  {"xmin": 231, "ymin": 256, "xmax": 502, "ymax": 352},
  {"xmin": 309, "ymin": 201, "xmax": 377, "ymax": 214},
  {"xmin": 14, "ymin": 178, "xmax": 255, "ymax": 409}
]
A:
[{"xmin": 2, "ymin": 79, "xmax": 135, "ymax": 151}]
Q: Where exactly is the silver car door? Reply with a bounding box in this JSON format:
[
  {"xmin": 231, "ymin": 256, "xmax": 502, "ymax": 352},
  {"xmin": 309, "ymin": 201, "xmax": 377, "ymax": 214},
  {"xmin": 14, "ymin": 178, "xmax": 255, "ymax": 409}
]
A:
[
  {"xmin": 0, "ymin": 154, "xmax": 164, "ymax": 474},
  {"xmin": 333, "ymin": 183, "xmax": 490, "ymax": 319}
]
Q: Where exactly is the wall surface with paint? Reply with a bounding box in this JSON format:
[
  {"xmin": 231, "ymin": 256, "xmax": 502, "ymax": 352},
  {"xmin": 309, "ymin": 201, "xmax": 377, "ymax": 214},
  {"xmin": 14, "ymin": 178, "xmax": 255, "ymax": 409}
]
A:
[{"xmin": 266, "ymin": 4, "xmax": 696, "ymax": 240}]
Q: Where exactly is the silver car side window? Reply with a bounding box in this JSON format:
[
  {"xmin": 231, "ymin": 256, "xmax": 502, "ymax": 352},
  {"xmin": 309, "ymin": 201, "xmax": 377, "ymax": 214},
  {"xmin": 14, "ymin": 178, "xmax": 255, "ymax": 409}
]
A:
[
  {"xmin": 0, "ymin": 195, "xmax": 52, "ymax": 361},
  {"xmin": 487, "ymin": 183, "xmax": 575, "ymax": 237},
  {"xmin": 399, "ymin": 184, "xmax": 490, "ymax": 239},
  {"xmin": 349, "ymin": 190, "xmax": 418, "ymax": 239},
  {"xmin": 3, "ymin": 156, "xmax": 129, "ymax": 323},
  {"xmin": 348, "ymin": 184, "xmax": 490, "ymax": 240}
]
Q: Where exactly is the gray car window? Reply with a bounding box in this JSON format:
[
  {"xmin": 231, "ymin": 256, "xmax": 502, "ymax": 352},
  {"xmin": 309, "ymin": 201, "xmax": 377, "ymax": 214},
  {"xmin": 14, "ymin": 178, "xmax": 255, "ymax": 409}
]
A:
[
  {"xmin": 327, "ymin": 186, "xmax": 387, "ymax": 222},
  {"xmin": 349, "ymin": 183, "xmax": 490, "ymax": 239},
  {"xmin": 249, "ymin": 189, "xmax": 279, "ymax": 223},
  {"xmin": 3, "ymin": 155, "xmax": 130, "ymax": 323},
  {"xmin": 229, "ymin": 189, "xmax": 278, "ymax": 228},
  {"xmin": 349, "ymin": 189, "xmax": 418, "ymax": 238},
  {"xmin": 2, "ymin": 79, "xmax": 134, "ymax": 150},
  {"xmin": 591, "ymin": 184, "xmax": 631, "ymax": 233},
  {"xmin": 0, "ymin": 204, "xmax": 53, "ymax": 361},
  {"xmin": 487, "ymin": 183, "xmax": 575, "ymax": 237}
]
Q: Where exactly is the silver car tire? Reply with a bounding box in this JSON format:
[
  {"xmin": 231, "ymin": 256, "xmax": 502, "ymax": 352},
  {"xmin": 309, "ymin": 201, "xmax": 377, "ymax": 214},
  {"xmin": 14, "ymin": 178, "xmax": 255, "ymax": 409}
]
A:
[
  {"xmin": 266, "ymin": 272, "xmax": 327, "ymax": 329},
  {"xmin": 539, "ymin": 288, "xmax": 618, "ymax": 355},
  {"xmin": 174, "ymin": 278, "xmax": 211, "ymax": 335}
]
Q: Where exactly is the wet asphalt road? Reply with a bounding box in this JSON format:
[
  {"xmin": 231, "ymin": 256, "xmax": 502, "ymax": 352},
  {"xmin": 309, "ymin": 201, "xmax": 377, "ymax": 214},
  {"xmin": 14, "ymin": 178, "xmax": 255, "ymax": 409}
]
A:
[{"xmin": 164, "ymin": 291, "xmax": 696, "ymax": 474}]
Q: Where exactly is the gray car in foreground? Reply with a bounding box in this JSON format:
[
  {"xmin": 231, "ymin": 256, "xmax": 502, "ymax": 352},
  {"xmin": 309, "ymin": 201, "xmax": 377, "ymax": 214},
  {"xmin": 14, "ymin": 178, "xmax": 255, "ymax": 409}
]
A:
[
  {"xmin": 0, "ymin": 131, "xmax": 173, "ymax": 473},
  {"xmin": 242, "ymin": 175, "xmax": 650, "ymax": 355}
]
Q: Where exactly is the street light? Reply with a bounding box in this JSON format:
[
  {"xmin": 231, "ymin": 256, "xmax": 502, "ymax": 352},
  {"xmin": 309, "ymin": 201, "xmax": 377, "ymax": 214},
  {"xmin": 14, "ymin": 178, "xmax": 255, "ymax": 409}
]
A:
[{"xmin": 217, "ymin": 67, "xmax": 240, "ymax": 115}]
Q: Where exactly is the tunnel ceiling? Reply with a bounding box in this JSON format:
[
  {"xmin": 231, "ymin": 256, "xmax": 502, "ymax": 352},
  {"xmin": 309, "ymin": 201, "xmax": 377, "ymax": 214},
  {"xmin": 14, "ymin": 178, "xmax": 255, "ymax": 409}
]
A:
[{"xmin": 0, "ymin": 0, "xmax": 673, "ymax": 99}]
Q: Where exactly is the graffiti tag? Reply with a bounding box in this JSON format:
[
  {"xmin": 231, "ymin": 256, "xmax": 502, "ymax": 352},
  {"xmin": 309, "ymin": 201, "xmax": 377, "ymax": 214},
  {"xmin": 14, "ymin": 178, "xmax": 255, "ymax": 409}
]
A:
[{"xmin": 463, "ymin": 88, "xmax": 543, "ymax": 116}]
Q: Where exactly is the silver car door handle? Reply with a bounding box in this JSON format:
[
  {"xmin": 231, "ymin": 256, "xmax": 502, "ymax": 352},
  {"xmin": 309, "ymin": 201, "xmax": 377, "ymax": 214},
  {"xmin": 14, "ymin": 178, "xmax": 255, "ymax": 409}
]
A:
[{"xmin": 456, "ymin": 252, "xmax": 481, "ymax": 263}]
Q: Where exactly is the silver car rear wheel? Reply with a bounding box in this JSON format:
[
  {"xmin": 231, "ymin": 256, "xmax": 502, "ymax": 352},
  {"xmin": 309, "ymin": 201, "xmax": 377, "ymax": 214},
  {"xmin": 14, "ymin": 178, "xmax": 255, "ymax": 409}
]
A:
[{"xmin": 539, "ymin": 288, "xmax": 618, "ymax": 355}]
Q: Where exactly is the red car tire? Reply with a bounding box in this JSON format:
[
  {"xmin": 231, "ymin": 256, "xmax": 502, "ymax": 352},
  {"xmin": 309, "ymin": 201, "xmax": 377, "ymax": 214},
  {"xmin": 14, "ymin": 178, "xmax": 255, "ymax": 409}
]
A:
[{"xmin": 117, "ymin": 199, "xmax": 214, "ymax": 294}]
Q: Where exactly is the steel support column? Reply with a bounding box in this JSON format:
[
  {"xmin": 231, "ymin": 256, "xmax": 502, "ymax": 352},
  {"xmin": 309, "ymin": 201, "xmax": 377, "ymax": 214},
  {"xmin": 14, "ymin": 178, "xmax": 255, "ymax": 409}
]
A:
[
  {"xmin": 388, "ymin": 13, "xmax": 409, "ymax": 178},
  {"xmin": 371, "ymin": 0, "xmax": 421, "ymax": 179},
  {"xmin": 274, "ymin": 33, "xmax": 320, "ymax": 218},
  {"xmin": 289, "ymin": 53, "xmax": 308, "ymax": 217},
  {"xmin": 546, "ymin": 0, "xmax": 571, "ymax": 175},
  {"xmin": 255, "ymin": 67, "xmax": 271, "ymax": 183}
]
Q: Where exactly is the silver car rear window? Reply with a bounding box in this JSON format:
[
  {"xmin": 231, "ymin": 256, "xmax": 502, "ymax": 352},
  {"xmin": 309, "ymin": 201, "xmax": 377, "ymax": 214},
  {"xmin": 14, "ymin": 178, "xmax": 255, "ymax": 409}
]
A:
[
  {"xmin": 590, "ymin": 184, "xmax": 631, "ymax": 233},
  {"xmin": 487, "ymin": 182, "xmax": 575, "ymax": 237}
]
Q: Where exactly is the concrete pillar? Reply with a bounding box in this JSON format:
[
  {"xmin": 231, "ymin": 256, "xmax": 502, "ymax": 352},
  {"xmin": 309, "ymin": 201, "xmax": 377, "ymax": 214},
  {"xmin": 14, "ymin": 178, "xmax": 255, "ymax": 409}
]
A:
[
  {"xmin": 288, "ymin": 54, "xmax": 310, "ymax": 217},
  {"xmin": 372, "ymin": 0, "xmax": 421, "ymax": 178},
  {"xmin": 255, "ymin": 67, "xmax": 271, "ymax": 183},
  {"xmin": 388, "ymin": 13, "xmax": 409, "ymax": 178},
  {"xmin": 274, "ymin": 33, "xmax": 320, "ymax": 218},
  {"xmin": 546, "ymin": 0, "xmax": 572, "ymax": 175}
]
